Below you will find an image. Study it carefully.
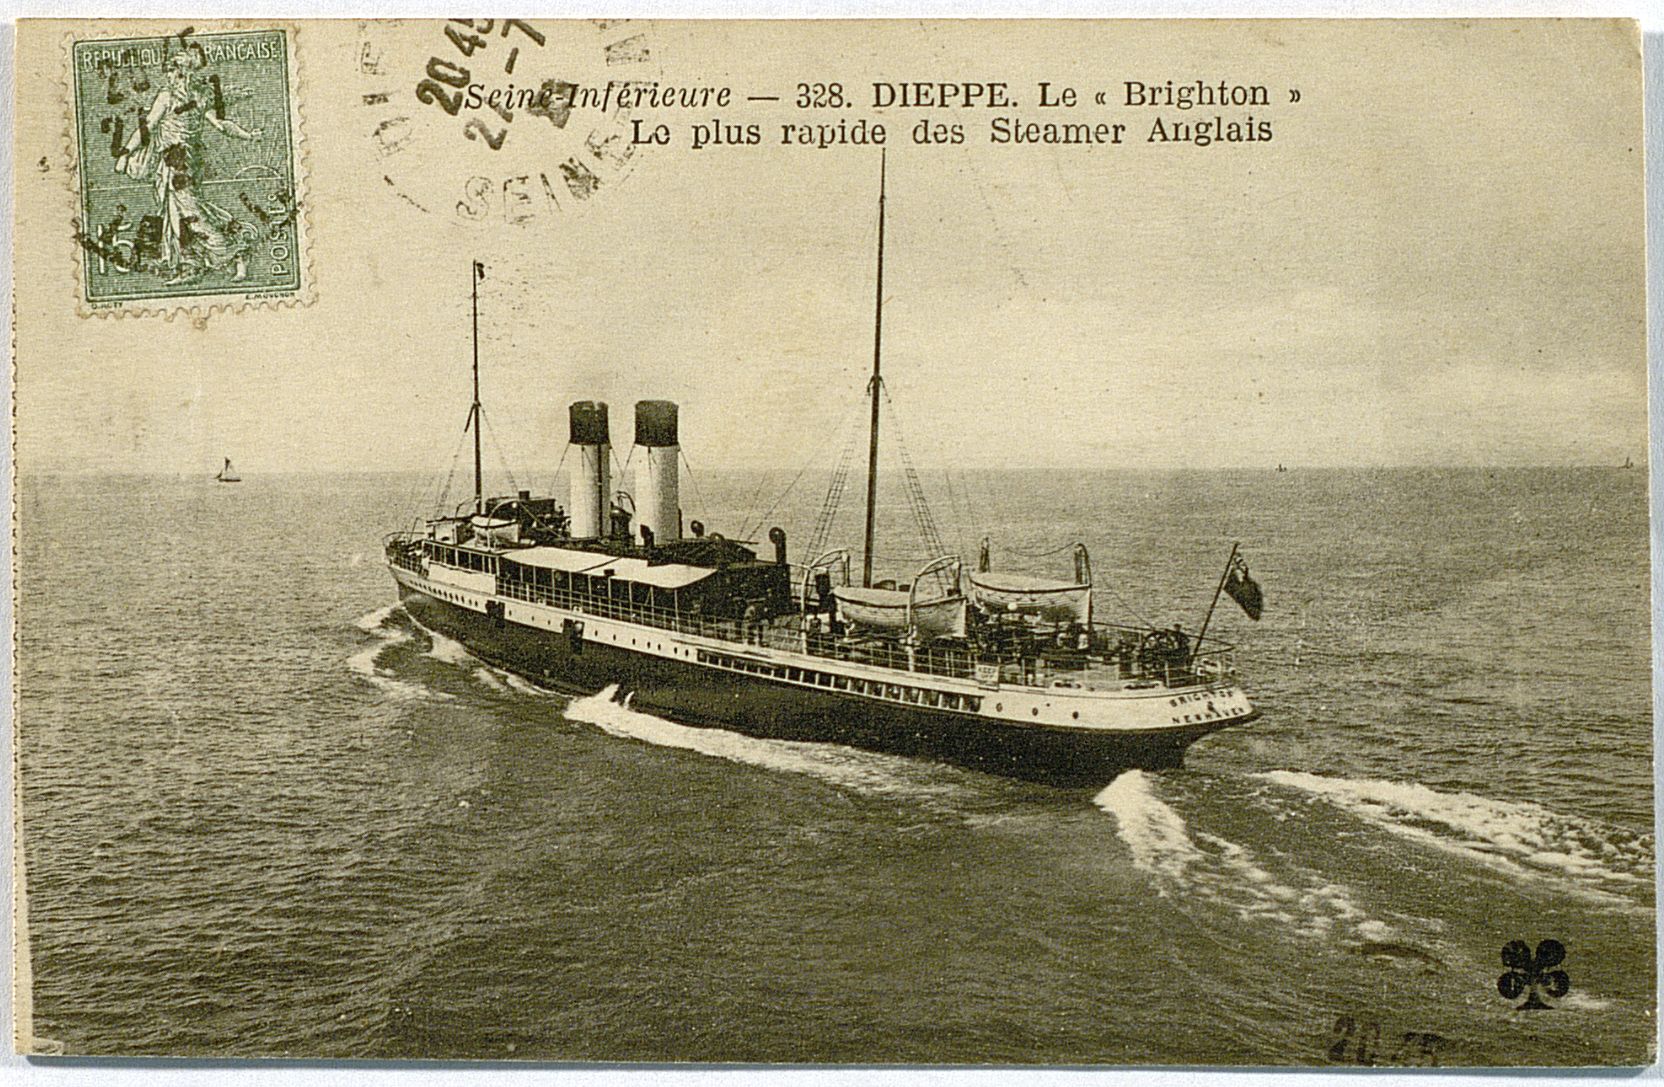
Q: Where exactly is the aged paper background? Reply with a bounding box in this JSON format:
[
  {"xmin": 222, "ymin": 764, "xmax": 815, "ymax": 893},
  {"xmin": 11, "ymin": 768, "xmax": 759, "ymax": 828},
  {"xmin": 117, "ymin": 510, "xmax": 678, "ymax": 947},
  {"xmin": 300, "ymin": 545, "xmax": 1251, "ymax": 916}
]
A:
[{"xmin": 14, "ymin": 20, "xmax": 1644, "ymax": 474}]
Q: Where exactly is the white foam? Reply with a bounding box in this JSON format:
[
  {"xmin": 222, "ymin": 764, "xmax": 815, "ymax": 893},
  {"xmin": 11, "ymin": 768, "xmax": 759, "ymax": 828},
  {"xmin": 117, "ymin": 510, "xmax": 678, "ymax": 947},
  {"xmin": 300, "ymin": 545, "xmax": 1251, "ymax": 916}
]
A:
[
  {"xmin": 359, "ymin": 669, "xmax": 453, "ymax": 704},
  {"xmin": 472, "ymin": 668, "xmax": 510, "ymax": 694},
  {"xmin": 353, "ymin": 604, "xmax": 399, "ymax": 633},
  {"xmin": 1094, "ymin": 771, "xmax": 1204, "ymax": 882},
  {"xmin": 1256, "ymin": 771, "xmax": 1653, "ymax": 895},
  {"xmin": 1558, "ymin": 991, "xmax": 1615, "ymax": 1012},
  {"xmin": 502, "ymin": 673, "xmax": 549, "ymax": 696},
  {"xmin": 345, "ymin": 625, "xmax": 408, "ymax": 679},
  {"xmin": 1095, "ymin": 771, "xmax": 1385, "ymax": 939},
  {"xmin": 425, "ymin": 629, "xmax": 477, "ymax": 666},
  {"xmin": 346, "ymin": 605, "xmax": 454, "ymax": 703},
  {"xmin": 564, "ymin": 685, "xmax": 962, "ymax": 801}
]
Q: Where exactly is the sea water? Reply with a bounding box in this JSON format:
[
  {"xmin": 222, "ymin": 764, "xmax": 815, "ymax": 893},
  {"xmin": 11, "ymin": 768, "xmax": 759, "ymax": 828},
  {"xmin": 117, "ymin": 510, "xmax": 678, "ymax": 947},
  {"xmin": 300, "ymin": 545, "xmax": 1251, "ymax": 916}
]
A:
[{"xmin": 15, "ymin": 467, "xmax": 1655, "ymax": 1063}]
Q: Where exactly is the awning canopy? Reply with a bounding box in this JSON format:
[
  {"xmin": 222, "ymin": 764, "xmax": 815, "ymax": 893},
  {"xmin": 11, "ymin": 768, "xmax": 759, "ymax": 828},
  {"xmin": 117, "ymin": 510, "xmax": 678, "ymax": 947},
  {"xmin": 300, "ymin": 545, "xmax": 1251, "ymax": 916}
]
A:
[
  {"xmin": 501, "ymin": 547, "xmax": 715, "ymax": 590},
  {"xmin": 502, "ymin": 548, "xmax": 615, "ymax": 574},
  {"xmin": 581, "ymin": 556, "xmax": 715, "ymax": 590}
]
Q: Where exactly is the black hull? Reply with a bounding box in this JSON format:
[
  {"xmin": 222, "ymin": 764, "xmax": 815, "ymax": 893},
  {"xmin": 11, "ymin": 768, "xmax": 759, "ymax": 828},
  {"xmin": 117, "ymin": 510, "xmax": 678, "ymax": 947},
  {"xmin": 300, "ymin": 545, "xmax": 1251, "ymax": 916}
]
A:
[{"xmin": 397, "ymin": 586, "xmax": 1243, "ymax": 788}]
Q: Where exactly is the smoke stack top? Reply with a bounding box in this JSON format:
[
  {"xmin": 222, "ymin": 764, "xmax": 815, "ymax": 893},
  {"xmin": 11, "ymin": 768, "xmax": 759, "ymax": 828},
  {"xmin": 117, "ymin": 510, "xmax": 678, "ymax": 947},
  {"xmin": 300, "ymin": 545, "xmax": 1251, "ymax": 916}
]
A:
[
  {"xmin": 569, "ymin": 401, "xmax": 611, "ymax": 446},
  {"xmin": 634, "ymin": 400, "xmax": 679, "ymax": 448}
]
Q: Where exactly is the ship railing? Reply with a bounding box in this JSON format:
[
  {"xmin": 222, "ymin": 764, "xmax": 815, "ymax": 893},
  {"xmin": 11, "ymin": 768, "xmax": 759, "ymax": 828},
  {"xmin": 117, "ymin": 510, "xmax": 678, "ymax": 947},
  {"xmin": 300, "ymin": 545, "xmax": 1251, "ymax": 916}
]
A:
[
  {"xmin": 1085, "ymin": 620, "xmax": 1237, "ymax": 686},
  {"xmin": 382, "ymin": 536, "xmax": 422, "ymax": 575},
  {"xmin": 487, "ymin": 579, "xmax": 1028, "ymax": 681},
  {"xmin": 481, "ymin": 579, "xmax": 1240, "ymax": 689}
]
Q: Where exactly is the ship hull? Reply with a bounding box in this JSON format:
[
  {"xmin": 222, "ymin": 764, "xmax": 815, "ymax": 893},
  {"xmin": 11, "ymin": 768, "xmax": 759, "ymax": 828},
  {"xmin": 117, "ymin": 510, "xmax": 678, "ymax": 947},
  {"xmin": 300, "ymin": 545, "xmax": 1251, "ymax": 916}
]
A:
[{"xmin": 396, "ymin": 583, "xmax": 1247, "ymax": 788}]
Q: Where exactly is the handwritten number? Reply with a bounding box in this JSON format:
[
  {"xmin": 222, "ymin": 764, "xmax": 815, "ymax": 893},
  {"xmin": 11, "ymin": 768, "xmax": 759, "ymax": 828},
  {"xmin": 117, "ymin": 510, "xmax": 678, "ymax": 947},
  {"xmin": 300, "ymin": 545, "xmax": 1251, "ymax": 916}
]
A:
[
  {"xmin": 1353, "ymin": 1018, "xmax": 1380, "ymax": 1065},
  {"xmin": 464, "ymin": 118, "xmax": 507, "ymax": 150},
  {"xmin": 1327, "ymin": 1016, "xmax": 1353, "ymax": 1063},
  {"xmin": 1329, "ymin": 1018, "xmax": 1442, "ymax": 1067},
  {"xmin": 417, "ymin": 80, "xmax": 461, "ymax": 115},
  {"xmin": 1401, "ymin": 1032, "xmax": 1442, "ymax": 1067},
  {"xmin": 451, "ymin": 19, "xmax": 495, "ymax": 34}
]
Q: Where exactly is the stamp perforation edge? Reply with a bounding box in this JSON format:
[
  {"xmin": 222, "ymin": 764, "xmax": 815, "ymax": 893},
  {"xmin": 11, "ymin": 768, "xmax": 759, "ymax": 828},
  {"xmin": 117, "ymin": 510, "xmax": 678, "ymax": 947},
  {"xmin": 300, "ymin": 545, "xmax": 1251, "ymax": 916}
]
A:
[{"xmin": 57, "ymin": 20, "xmax": 316, "ymax": 322}]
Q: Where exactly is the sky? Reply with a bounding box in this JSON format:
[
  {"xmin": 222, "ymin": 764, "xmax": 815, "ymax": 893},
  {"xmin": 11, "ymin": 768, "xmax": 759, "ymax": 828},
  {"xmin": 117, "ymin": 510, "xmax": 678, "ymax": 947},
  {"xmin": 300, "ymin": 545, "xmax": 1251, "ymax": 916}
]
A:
[{"xmin": 14, "ymin": 19, "xmax": 1647, "ymax": 475}]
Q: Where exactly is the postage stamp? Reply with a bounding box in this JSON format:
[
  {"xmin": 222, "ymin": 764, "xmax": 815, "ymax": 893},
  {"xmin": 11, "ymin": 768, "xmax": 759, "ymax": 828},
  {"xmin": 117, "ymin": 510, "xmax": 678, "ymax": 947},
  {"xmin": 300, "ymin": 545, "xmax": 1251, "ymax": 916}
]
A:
[{"xmin": 66, "ymin": 26, "xmax": 307, "ymax": 314}]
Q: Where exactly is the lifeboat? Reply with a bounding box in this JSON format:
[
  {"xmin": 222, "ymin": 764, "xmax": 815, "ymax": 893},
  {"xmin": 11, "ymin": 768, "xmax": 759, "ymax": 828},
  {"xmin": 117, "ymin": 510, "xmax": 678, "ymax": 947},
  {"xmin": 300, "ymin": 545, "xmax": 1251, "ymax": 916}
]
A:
[{"xmin": 966, "ymin": 540, "xmax": 1092, "ymax": 625}]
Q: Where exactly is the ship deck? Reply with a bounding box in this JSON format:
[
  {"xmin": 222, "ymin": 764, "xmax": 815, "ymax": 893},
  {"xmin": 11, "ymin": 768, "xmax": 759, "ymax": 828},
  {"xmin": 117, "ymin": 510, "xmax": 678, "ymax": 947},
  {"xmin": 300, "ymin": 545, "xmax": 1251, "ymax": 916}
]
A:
[{"xmin": 388, "ymin": 544, "xmax": 1234, "ymax": 696}]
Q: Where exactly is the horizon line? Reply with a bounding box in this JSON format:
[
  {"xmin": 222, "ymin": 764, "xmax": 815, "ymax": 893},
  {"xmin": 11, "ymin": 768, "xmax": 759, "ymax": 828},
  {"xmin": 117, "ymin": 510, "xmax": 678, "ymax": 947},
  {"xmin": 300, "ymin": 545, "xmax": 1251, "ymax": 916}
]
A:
[{"xmin": 13, "ymin": 462, "xmax": 1650, "ymax": 478}]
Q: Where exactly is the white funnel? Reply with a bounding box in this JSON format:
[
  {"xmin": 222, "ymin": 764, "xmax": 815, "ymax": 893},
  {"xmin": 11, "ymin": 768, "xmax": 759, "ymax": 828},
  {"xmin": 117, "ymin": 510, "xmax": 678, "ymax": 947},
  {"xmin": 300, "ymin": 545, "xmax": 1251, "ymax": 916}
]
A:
[
  {"xmin": 568, "ymin": 401, "xmax": 611, "ymax": 538},
  {"xmin": 632, "ymin": 400, "xmax": 679, "ymax": 545}
]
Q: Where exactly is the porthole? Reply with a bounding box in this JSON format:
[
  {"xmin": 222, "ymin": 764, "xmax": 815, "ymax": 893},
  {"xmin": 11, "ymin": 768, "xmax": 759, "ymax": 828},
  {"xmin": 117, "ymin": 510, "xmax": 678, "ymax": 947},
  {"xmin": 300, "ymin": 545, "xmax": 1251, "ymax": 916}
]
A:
[
  {"xmin": 1031, "ymin": 707, "xmax": 1039, "ymax": 716},
  {"xmin": 1072, "ymin": 712, "xmax": 1079, "ymax": 720},
  {"xmin": 995, "ymin": 703, "xmax": 1002, "ymax": 712}
]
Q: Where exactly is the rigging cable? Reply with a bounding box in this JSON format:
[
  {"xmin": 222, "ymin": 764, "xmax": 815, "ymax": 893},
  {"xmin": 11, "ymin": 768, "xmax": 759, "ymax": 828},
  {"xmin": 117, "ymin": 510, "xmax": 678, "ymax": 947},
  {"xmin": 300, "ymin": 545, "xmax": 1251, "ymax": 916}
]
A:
[
  {"xmin": 547, "ymin": 441, "xmax": 571, "ymax": 505},
  {"xmin": 679, "ymin": 448, "xmax": 709, "ymax": 527},
  {"xmin": 879, "ymin": 383, "xmax": 947, "ymax": 558},
  {"xmin": 745, "ymin": 391, "xmax": 866, "ymax": 546},
  {"xmin": 480, "ymin": 410, "xmax": 520, "ymax": 498},
  {"xmin": 997, "ymin": 540, "xmax": 1083, "ymax": 559},
  {"xmin": 432, "ymin": 411, "xmax": 473, "ymax": 517},
  {"xmin": 803, "ymin": 427, "xmax": 860, "ymax": 562},
  {"xmin": 941, "ymin": 468, "xmax": 974, "ymax": 562}
]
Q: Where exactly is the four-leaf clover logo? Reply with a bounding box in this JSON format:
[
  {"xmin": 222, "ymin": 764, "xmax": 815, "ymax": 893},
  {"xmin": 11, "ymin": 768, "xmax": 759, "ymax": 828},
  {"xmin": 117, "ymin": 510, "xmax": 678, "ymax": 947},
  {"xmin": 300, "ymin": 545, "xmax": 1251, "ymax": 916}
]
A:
[{"xmin": 1497, "ymin": 939, "xmax": 1570, "ymax": 1010}]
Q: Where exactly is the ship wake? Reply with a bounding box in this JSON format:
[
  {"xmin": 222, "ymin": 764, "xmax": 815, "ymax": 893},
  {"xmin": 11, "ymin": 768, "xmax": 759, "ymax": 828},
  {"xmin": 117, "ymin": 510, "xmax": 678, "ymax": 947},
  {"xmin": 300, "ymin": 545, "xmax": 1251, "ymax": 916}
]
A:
[
  {"xmin": 347, "ymin": 605, "xmax": 455, "ymax": 703},
  {"xmin": 564, "ymin": 685, "xmax": 972, "ymax": 804},
  {"xmin": 1255, "ymin": 771, "xmax": 1653, "ymax": 900},
  {"xmin": 401, "ymin": 609, "xmax": 547, "ymax": 697},
  {"xmin": 1095, "ymin": 771, "xmax": 1393, "ymax": 941}
]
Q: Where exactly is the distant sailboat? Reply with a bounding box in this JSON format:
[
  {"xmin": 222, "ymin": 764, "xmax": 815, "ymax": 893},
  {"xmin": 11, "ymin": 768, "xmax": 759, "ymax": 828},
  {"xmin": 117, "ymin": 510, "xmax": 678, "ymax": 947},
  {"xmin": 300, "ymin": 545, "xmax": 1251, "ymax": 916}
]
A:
[
  {"xmin": 215, "ymin": 457, "xmax": 242, "ymax": 483},
  {"xmin": 1622, "ymin": 456, "xmax": 1634, "ymax": 470}
]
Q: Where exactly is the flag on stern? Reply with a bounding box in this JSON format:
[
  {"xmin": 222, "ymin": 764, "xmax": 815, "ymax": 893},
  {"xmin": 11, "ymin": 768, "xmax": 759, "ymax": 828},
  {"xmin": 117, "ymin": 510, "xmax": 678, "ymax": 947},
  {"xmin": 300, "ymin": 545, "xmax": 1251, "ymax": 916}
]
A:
[
  {"xmin": 1223, "ymin": 553, "xmax": 1263, "ymax": 620},
  {"xmin": 474, "ymin": 260, "xmax": 486, "ymax": 280}
]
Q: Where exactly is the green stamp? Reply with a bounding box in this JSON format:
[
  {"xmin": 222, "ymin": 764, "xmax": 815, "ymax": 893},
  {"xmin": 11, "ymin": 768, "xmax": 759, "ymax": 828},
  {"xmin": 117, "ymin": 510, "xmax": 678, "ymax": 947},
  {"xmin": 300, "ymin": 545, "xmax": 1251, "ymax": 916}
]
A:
[{"xmin": 70, "ymin": 28, "xmax": 305, "ymax": 309}]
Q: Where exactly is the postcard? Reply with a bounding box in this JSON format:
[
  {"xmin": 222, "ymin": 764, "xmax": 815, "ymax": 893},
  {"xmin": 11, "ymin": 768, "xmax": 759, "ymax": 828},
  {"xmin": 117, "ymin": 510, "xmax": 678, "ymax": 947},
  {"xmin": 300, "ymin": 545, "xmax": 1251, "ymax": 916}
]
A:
[{"xmin": 10, "ymin": 18, "xmax": 1652, "ymax": 1066}]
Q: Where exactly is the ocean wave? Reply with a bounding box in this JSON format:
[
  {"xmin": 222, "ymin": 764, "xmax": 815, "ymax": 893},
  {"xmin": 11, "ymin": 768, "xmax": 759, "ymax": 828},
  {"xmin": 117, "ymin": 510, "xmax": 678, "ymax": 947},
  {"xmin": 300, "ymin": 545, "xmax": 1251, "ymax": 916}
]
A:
[
  {"xmin": 424, "ymin": 629, "xmax": 478, "ymax": 666},
  {"xmin": 1095, "ymin": 771, "xmax": 1386, "ymax": 940},
  {"xmin": 1255, "ymin": 771, "xmax": 1653, "ymax": 894},
  {"xmin": 352, "ymin": 604, "xmax": 400, "ymax": 633},
  {"xmin": 501, "ymin": 673, "xmax": 549, "ymax": 697},
  {"xmin": 563, "ymin": 685, "xmax": 967, "ymax": 802},
  {"xmin": 471, "ymin": 668, "xmax": 511, "ymax": 694},
  {"xmin": 346, "ymin": 605, "xmax": 453, "ymax": 703},
  {"xmin": 1557, "ymin": 991, "xmax": 1616, "ymax": 1012}
]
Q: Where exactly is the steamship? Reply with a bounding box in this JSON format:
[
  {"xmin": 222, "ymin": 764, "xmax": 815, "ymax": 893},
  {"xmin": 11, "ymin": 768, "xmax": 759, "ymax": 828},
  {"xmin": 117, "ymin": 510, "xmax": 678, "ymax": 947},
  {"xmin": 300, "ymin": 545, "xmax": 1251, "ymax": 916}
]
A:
[{"xmin": 382, "ymin": 165, "xmax": 1259, "ymax": 787}]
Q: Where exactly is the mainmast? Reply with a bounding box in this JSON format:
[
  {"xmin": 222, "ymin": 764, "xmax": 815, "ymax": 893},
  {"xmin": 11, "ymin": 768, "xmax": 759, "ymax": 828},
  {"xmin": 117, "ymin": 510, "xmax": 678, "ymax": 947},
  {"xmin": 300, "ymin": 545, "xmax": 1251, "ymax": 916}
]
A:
[
  {"xmin": 861, "ymin": 151, "xmax": 886, "ymax": 588},
  {"xmin": 471, "ymin": 261, "xmax": 484, "ymax": 516}
]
